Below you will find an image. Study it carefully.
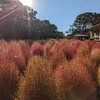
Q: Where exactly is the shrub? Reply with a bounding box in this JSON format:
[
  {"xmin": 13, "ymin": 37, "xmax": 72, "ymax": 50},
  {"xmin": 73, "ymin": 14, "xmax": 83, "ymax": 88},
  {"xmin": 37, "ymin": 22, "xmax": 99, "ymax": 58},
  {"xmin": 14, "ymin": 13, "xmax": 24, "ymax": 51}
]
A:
[
  {"xmin": 76, "ymin": 42, "xmax": 91, "ymax": 58},
  {"xmin": 97, "ymin": 66, "xmax": 100, "ymax": 99},
  {"xmin": 69, "ymin": 40, "xmax": 82, "ymax": 48},
  {"xmin": 31, "ymin": 42, "xmax": 44, "ymax": 56},
  {"xmin": 92, "ymin": 41, "xmax": 100, "ymax": 49},
  {"xmin": 49, "ymin": 41, "xmax": 66, "ymax": 70},
  {"xmin": 60, "ymin": 39, "xmax": 71, "ymax": 47},
  {"xmin": 15, "ymin": 56, "xmax": 57, "ymax": 100},
  {"xmin": 0, "ymin": 40, "xmax": 9, "ymax": 63},
  {"xmin": 98, "ymin": 66, "xmax": 100, "ymax": 86},
  {"xmin": 44, "ymin": 40, "xmax": 55, "ymax": 59},
  {"xmin": 18, "ymin": 41, "xmax": 32, "ymax": 65},
  {"xmin": 61, "ymin": 46, "xmax": 77, "ymax": 60},
  {"xmin": 91, "ymin": 48, "xmax": 100, "ymax": 67},
  {"xmin": 8, "ymin": 41, "xmax": 26, "ymax": 73},
  {"xmin": 73, "ymin": 57, "xmax": 97, "ymax": 84},
  {"xmin": 0, "ymin": 61, "xmax": 20, "ymax": 100},
  {"xmin": 55, "ymin": 61, "xmax": 97, "ymax": 100}
]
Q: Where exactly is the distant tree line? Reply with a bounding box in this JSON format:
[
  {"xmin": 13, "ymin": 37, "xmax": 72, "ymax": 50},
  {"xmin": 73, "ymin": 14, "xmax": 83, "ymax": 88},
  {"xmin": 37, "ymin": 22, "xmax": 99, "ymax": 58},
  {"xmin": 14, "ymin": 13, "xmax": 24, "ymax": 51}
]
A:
[{"xmin": 0, "ymin": 2, "xmax": 64, "ymax": 40}]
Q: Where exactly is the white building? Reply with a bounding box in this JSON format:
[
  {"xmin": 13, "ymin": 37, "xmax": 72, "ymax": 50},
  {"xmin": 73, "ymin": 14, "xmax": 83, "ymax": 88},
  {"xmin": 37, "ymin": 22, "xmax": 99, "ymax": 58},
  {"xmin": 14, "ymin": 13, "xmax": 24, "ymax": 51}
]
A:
[{"xmin": 89, "ymin": 23, "xmax": 100, "ymax": 41}]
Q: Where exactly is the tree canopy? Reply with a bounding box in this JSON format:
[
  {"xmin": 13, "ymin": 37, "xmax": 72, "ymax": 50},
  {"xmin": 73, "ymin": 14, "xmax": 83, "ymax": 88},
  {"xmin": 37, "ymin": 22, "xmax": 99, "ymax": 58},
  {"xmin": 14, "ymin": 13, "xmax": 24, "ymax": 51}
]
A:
[
  {"xmin": 66, "ymin": 12, "xmax": 100, "ymax": 37},
  {"xmin": 0, "ymin": 2, "xmax": 64, "ymax": 40}
]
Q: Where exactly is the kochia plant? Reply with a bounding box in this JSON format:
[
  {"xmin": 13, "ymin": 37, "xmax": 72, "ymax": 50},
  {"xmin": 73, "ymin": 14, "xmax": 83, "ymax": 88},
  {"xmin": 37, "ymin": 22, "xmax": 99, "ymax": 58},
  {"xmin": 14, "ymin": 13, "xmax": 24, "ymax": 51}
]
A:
[
  {"xmin": 15, "ymin": 56, "xmax": 57, "ymax": 100},
  {"xmin": 0, "ymin": 61, "xmax": 20, "ymax": 100},
  {"xmin": 55, "ymin": 61, "xmax": 97, "ymax": 100},
  {"xmin": 31, "ymin": 42, "xmax": 44, "ymax": 56}
]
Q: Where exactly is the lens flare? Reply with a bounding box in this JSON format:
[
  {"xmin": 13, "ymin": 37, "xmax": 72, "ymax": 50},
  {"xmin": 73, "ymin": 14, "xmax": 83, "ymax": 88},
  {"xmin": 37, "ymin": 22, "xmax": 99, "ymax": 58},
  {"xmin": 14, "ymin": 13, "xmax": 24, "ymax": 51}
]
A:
[{"xmin": 20, "ymin": 0, "xmax": 33, "ymax": 7}]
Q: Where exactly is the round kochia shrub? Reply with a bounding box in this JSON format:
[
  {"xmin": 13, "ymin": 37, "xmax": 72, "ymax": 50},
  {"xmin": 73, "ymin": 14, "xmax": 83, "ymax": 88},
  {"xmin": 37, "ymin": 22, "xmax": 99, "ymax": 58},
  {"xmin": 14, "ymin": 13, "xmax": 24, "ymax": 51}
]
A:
[
  {"xmin": 0, "ymin": 61, "xmax": 20, "ymax": 100},
  {"xmin": 0, "ymin": 40, "xmax": 9, "ymax": 63},
  {"xmin": 44, "ymin": 40, "xmax": 55, "ymax": 59},
  {"xmin": 61, "ymin": 46, "xmax": 77, "ymax": 60},
  {"xmin": 14, "ymin": 56, "xmax": 57, "ymax": 100},
  {"xmin": 55, "ymin": 62, "xmax": 97, "ymax": 100},
  {"xmin": 98, "ymin": 66, "xmax": 100, "ymax": 86},
  {"xmin": 91, "ymin": 48, "xmax": 100, "ymax": 67},
  {"xmin": 31, "ymin": 42, "xmax": 44, "ymax": 56},
  {"xmin": 76, "ymin": 42, "xmax": 91, "ymax": 58},
  {"xmin": 73, "ymin": 57, "xmax": 97, "ymax": 83},
  {"xmin": 8, "ymin": 41, "xmax": 26, "ymax": 73},
  {"xmin": 18, "ymin": 41, "xmax": 32, "ymax": 65},
  {"xmin": 49, "ymin": 41, "xmax": 66, "ymax": 70},
  {"xmin": 97, "ymin": 66, "xmax": 100, "ymax": 100}
]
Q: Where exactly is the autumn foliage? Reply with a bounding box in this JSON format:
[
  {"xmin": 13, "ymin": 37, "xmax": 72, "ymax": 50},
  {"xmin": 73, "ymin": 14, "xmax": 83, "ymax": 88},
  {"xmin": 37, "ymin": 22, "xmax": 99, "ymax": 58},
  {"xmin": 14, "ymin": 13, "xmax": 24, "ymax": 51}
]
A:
[
  {"xmin": 55, "ymin": 61, "xmax": 97, "ymax": 100},
  {"xmin": 0, "ymin": 40, "xmax": 100, "ymax": 100},
  {"xmin": 14, "ymin": 56, "xmax": 57, "ymax": 100}
]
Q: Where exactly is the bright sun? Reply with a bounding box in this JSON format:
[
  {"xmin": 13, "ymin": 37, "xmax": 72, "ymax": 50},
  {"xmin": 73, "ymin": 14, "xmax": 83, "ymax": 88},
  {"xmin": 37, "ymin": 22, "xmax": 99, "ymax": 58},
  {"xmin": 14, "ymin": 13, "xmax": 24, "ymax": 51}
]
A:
[{"xmin": 20, "ymin": 0, "xmax": 33, "ymax": 6}]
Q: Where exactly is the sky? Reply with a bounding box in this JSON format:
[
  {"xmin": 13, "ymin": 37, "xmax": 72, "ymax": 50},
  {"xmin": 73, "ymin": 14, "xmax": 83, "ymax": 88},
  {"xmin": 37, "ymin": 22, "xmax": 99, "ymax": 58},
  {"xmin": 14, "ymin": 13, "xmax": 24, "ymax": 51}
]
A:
[{"xmin": 29, "ymin": 0, "xmax": 100, "ymax": 33}]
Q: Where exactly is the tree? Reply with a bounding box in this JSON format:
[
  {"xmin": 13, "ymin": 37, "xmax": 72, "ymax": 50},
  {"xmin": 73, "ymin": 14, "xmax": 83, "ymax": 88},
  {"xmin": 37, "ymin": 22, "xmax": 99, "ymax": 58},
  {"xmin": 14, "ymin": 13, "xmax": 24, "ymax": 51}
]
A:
[
  {"xmin": 0, "ymin": 1, "xmax": 64, "ymax": 40},
  {"xmin": 0, "ymin": 0, "xmax": 3, "ymax": 3},
  {"xmin": 74, "ymin": 13, "xmax": 93, "ymax": 30},
  {"xmin": 0, "ymin": 3, "xmax": 37, "ymax": 40},
  {"xmin": 29, "ymin": 19, "xmax": 64, "ymax": 40},
  {"xmin": 68, "ymin": 12, "xmax": 100, "ymax": 35},
  {"xmin": 29, "ymin": 9, "xmax": 37, "ymax": 20}
]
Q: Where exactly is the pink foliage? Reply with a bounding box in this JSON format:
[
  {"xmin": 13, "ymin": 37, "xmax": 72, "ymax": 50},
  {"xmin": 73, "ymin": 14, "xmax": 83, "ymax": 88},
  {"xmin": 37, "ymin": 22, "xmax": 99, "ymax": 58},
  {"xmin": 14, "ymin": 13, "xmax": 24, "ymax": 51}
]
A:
[
  {"xmin": 18, "ymin": 41, "xmax": 32, "ymax": 65},
  {"xmin": 31, "ymin": 42, "xmax": 44, "ymax": 56},
  {"xmin": 0, "ymin": 61, "xmax": 20, "ymax": 100},
  {"xmin": 55, "ymin": 61, "xmax": 97, "ymax": 100},
  {"xmin": 8, "ymin": 41, "xmax": 26, "ymax": 72},
  {"xmin": 61, "ymin": 46, "xmax": 77, "ymax": 60}
]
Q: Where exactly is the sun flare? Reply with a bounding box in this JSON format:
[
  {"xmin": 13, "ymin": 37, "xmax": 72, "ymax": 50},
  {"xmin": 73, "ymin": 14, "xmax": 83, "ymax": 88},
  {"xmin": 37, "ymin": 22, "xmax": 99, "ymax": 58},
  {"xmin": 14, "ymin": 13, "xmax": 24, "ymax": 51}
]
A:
[{"xmin": 20, "ymin": 0, "xmax": 33, "ymax": 7}]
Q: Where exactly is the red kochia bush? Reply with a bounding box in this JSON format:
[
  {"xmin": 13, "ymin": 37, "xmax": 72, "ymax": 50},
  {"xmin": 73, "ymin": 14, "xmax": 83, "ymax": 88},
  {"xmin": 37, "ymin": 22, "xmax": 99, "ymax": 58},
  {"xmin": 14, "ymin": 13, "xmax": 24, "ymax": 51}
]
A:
[
  {"xmin": 49, "ymin": 41, "xmax": 66, "ymax": 70},
  {"xmin": 61, "ymin": 46, "xmax": 77, "ymax": 60},
  {"xmin": 0, "ymin": 61, "xmax": 20, "ymax": 100},
  {"xmin": 8, "ymin": 41, "xmax": 26, "ymax": 73},
  {"xmin": 73, "ymin": 57, "xmax": 97, "ymax": 84},
  {"xmin": 70, "ymin": 40, "xmax": 82, "ymax": 48},
  {"xmin": 14, "ymin": 56, "xmax": 57, "ymax": 100},
  {"xmin": 44, "ymin": 40, "xmax": 55, "ymax": 59},
  {"xmin": 31, "ymin": 42, "xmax": 44, "ymax": 56},
  {"xmin": 55, "ymin": 61, "xmax": 97, "ymax": 100},
  {"xmin": 18, "ymin": 41, "xmax": 32, "ymax": 65},
  {"xmin": 91, "ymin": 48, "xmax": 100, "ymax": 67},
  {"xmin": 76, "ymin": 42, "xmax": 91, "ymax": 58},
  {"xmin": 98, "ymin": 66, "xmax": 100, "ymax": 87},
  {"xmin": 92, "ymin": 41, "xmax": 100, "ymax": 49},
  {"xmin": 0, "ymin": 40, "xmax": 9, "ymax": 63}
]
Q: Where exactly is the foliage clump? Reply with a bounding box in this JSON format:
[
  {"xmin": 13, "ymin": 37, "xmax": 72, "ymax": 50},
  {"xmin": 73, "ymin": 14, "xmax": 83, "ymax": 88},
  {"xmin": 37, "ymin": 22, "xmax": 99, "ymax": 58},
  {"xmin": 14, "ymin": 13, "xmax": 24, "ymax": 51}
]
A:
[
  {"xmin": 31, "ymin": 42, "xmax": 44, "ymax": 56},
  {"xmin": 55, "ymin": 61, "xmax": 97, "ymax": 100},
  {"xmin": 0, "ymin": 61, "xmax": 20, "ymax": 100},
  {"xmin": 14, "ymin": 56, "xmax": 57, "ymax": 100}
]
